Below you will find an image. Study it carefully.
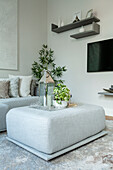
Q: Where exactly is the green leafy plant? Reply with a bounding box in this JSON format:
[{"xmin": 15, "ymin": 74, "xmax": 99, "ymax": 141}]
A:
[
  {"xmin": 31, "ymin": 44, "xmax": 67, "ymax": 83},
  {"xmin": 53, "ymin": 83, "xmax": 70, "ymax": 104}
]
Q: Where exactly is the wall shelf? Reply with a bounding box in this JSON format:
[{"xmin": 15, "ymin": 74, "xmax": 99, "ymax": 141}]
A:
[
  {"xmin": 70, "ymin": 23, "xmax": 100, "ymax": 39},
  {"xmin": 98, "ymin": 92, "xmax": 113, "ymax": 96},
  {"xmin": 51, "ymin": 16, "xmax": 100, "ymax": 34}
]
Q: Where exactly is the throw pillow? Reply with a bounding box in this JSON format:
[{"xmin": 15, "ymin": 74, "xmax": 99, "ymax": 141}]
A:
[
  {"xmin": 0, "ymin": 81, "xmax": 9, "ymax": 98},
  {"xmin": 30, "ymin": 79, "xmax": 37, "ymax": 96},
  {"xmin": 9, "ymin": 77, "xmax": 20, "ymax": 97},
  {"xmin": 9, "ymin": 75, "xmax": 32, "ymax": 97}
]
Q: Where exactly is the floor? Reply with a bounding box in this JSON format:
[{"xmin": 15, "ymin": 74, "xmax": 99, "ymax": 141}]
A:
[{"xmin": 0, "ymin": 120, "xmax": 113, "ymax": 170}]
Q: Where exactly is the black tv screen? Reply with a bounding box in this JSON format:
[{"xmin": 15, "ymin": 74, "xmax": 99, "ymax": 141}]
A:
[{"xmin": 87, "ymin": 38, "xmax": 113, "ymax": 72}]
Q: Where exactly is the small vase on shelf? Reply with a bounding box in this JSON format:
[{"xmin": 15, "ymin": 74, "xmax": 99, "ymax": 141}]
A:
[
  {"xmin": 58, "ymin": 19, "xmax": 61, "ymax": 27},
  {"xmin": 79, "ymin": 26, "xmax": 85, "ymax": 33},
  {"xmin": 61, "ymin": 20, "xmax": 64, "ymax": 27}
]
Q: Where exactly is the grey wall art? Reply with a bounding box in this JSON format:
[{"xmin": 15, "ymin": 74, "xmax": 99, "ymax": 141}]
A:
[{"xmin": 0, "ymin": 0, "xmax": 17, "ymax": 70}]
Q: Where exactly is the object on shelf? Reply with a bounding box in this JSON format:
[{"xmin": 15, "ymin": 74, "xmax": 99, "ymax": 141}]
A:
[
  {"xmin": 51, "ymin": 16, "xmax": 100, "ymax": 34},
  {"xmin": 73, "ymin": 16, "xmax": 80, "ymax": 23},
  {"xmin": 73, "ymin": 11, "xmax": 81, "ymax": 23},
  {"xmin": 58, "ymin": 18, "xmax": 64, "ymax": 27},
  {"xmin": 103, "ymin": 88, "xmax": 113, "ymax": 93},
  {"xmin": 79, "ymin": 26, "xmax": 85, "ymax": 32},
  {"xmin": 70, "ymin": 22, "xmax": 100, "ymax": 39},
  {"xmin": 58, "ymin": 19, "xmax": 61, "ymax": 27},
  {"xmin": 86, "ymin": 9, "xmax": 93, "ymax": 18},
  {"xmin": 98, "ymin": 85, "xmax": 113, "ymax": 95},
  {"xmin": 109, "ymin": 88, "xmax": 113, "ymax": 91},
  {"xmin": 61, "ymin": 20, "xmax": 64, "ymax": 27},
  {"xmin": 103, "ymin": 85, "xmax": 113, "ymax": 93}
]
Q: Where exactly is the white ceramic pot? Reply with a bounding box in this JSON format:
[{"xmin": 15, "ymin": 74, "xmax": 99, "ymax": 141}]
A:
[
  {"xmin": 53, "ymin": 100, "xmax": 67, "ymax": 108},
  {"xmin": 79, "ymin": 26, "xmax": 85, "ymax": 32}
]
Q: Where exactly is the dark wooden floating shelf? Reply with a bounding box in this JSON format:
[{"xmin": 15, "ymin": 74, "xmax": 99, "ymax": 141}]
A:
[
  {"xmin": 70, "ymin": 22, "xmax": 100, "ymax": 39},
  {"xmin": 98, "ymin": 92, "xmax": 113, "ymax": 96},
  {"xmin": 70, "ymin": 30, "xmax": 99, "ymax": 39},
  {"xmin": 52, "ymin": 16, "xmax": 100, "ymax": 33}
]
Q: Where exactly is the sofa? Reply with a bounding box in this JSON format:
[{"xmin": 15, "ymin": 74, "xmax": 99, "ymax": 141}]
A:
[
  {"xmin": 0, "ymin": 77, "xmax": 39, "ymax": 132},
  {"xmin": 0, "ymin": 96, "xmax": 39, "ymax": 132}
]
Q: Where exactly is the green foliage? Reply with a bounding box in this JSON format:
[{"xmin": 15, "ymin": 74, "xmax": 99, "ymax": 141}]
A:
[
  {"xmin": 53, "ymin": 83, "xmax": 70, "ymax": 104},
  {"xmin": 31, "ymin": 44, "xmax": 67, "ymax": 82}
]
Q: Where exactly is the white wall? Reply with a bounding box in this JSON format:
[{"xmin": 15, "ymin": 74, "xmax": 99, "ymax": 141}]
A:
[
  {"xmin": 0, "ymin": 0, "xmax": 47, "ymax": 77},
  {"xmin": 47, "ymin": 0, "xmax": 113, "ymax": 115}
]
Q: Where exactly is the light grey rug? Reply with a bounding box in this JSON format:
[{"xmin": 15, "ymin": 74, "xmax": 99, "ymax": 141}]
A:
[{"xmin": 0, "ymin": 120, "xmax": 113, "ymax": 170}]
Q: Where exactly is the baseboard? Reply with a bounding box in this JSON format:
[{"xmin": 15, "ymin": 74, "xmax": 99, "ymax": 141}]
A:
[{"xmin": 105, "ymin": 115, "xmax": 113, "ymax": 120}]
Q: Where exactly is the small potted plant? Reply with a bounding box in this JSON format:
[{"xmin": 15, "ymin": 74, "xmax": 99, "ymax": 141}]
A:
[{"xmin": 53, "ymin": 83, "xmax": 71, "ymax": 108}]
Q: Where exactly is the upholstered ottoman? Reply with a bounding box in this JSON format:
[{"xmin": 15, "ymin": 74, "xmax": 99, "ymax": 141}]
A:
[
  {"xmin": 0, "ymin": 104, "xmax": 9, "ymax": 132},
  {"xmin": 6, "ymin": 104, "xmax": 107, "ymax": 161}
]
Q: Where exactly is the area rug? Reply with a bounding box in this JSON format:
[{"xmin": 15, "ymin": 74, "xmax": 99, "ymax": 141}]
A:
[{"xmin": 0, "ymin": 120, "xmax": 113, "ymax": 170}]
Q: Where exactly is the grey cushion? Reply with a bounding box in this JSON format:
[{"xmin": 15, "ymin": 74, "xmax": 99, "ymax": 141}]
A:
[
  {"xmin": 30, "ymin": 79, "xmax": 37, "ymax": 96},
  {"xmin": 9, "ymin": 77, "xmax": 20, "ymax": 97},
  {"xmin": 0, "ymin": 78, "xmax": 37, "ymax": 96},
  {"xmin": 0, "ymin": 81, "xmax": 9, "ymax": 98},
  {"xmin": 9, "ymin": 75, "xmax": 32, "ymax": 97},
  {"xmin": 6, "ymin": 104, "xmax": 105, "ymax": 154}
]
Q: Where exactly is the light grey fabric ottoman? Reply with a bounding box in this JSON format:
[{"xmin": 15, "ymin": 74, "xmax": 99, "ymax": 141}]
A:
[{"xmin": 6, "ymin": 104, "xmax": 107, "ymax": 161}]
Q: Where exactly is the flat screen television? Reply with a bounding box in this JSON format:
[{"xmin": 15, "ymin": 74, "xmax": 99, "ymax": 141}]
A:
[{"xmin": 87, "ymin": 38, "xmax": 113, "ymax": 72}]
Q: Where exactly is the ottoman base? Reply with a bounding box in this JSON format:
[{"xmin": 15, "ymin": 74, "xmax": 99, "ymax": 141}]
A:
[{"xmin": 7, "ymin": 130, "xmax": 107, "ymax": 161}]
